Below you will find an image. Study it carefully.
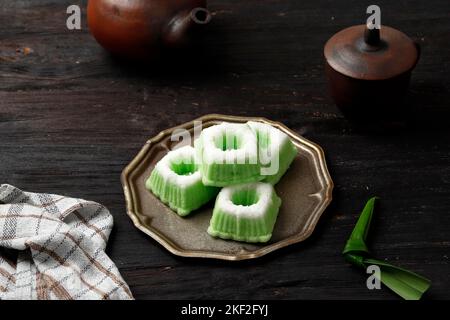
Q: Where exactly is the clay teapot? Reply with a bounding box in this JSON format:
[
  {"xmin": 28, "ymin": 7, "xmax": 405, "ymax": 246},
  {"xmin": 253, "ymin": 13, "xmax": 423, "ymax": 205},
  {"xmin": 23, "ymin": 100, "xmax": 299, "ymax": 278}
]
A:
[
  {"xmin": 324, "ymin": 25, "xmax": 420, "ymax": 122},
  {"xmin": 87, "ymin": 0, "xmax": 211, "ymax": 60}
]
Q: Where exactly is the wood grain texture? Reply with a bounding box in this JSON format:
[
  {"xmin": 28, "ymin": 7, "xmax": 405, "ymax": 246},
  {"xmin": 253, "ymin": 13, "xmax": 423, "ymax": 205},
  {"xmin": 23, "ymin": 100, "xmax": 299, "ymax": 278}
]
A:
[{"xmin": 1, "ymin": 0, "xmax": 449, "ymax": 299}]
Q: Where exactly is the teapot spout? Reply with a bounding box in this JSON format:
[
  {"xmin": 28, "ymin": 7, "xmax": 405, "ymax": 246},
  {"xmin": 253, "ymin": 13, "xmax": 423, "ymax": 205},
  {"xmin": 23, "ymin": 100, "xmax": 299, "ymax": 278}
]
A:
[{"xmin": 163, "ymin": 7, "xmax": 211, "ymax": 48}]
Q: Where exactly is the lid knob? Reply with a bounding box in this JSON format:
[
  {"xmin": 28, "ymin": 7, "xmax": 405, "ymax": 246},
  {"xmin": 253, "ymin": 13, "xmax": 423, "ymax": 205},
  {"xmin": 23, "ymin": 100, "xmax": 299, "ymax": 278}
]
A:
[{"xmin": 364, "ymin": 27, "xmax": 380, "ymax": 46}]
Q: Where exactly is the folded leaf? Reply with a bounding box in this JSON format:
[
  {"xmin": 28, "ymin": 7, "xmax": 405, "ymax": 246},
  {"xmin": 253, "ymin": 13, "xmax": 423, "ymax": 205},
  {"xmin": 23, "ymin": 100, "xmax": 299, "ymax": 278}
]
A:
[
  {"xmin": 343, "ymin": 197, "xmax": 431, "ymax": 300},
  {"xmin": 343, "ymin": 197, "xmax": 377, "ymax": 255},
  {"xmin": 364, "ymin": 258, "xmax": 431, "ymax": 300},
  {"xmin": 344, "ymin": 253, "xmax": 366, "ymax": 269}
]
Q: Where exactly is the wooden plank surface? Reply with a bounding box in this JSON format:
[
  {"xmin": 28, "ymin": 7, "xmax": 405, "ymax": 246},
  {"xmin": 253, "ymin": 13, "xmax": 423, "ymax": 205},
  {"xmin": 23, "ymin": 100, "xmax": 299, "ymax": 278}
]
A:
[{"xmin": 1, "ymin": 0, "xmax": 449, "ymax": 299}]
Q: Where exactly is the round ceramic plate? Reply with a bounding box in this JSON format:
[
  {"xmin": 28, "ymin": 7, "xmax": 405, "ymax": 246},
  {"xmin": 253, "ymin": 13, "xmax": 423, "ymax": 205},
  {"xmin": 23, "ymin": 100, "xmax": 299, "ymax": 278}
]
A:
[{"xmin": 121, "ymin": 114, "xmax": 333, "ymax": 261}]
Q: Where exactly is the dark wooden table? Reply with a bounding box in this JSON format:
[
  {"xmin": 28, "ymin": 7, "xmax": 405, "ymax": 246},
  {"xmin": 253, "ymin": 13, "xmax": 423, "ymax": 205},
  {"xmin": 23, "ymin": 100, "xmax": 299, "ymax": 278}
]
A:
[{"xmin": 1, "ymin": 0, "xmax": 449, "ymax": 299}]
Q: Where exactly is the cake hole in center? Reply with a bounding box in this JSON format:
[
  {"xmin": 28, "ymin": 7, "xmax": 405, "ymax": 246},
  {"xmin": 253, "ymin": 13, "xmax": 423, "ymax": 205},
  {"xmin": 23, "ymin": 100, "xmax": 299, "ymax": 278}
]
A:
[
  {"xmin": 215, "ymin": 133, "xmax": 242, "ymax": 151},
  {"xmin": 231, "ymin": 189, "xmax": 259, "ymax": 206},
  {"xmin": 170, "ymin": 161, "xmax": 197, "ymax": 176}
]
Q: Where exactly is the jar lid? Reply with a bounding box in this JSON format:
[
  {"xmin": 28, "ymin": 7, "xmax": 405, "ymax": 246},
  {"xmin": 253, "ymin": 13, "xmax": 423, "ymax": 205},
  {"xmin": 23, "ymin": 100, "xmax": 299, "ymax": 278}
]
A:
[{"xmin": 324, "ymin": 25, "xmax": 419, "ymax": 80}]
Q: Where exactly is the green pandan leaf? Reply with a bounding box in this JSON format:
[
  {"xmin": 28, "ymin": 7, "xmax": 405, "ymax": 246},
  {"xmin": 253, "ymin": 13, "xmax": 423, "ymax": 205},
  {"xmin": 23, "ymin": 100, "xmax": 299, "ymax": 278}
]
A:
[
  {"xmin": 376, "ymin": 267, "xmax": 423, "ymax": 300},
  {"xmin": 364, "ymin": 258, "xmax": 431, "ymax": 300},
  {"xmin": 343, "ymin": 198, "xmax": 431, "ymax": 300},
  {"xmin": 343, "ymin": 197, "xmax": 378, "ymax": 255}
]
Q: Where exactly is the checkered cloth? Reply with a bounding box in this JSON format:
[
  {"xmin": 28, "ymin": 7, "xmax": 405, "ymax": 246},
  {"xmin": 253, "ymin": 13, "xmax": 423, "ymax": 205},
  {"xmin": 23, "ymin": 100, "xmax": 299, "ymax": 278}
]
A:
[{"xmin": 0, "ymin": 184, "xmax": 133, "ymax": 300}]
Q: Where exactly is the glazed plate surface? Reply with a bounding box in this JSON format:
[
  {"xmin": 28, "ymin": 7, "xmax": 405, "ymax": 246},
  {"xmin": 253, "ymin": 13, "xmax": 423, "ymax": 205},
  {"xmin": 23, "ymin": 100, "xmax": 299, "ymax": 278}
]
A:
[{"xmin": 121, "ymin": 114, "xmax": 333, "ymax": 260}]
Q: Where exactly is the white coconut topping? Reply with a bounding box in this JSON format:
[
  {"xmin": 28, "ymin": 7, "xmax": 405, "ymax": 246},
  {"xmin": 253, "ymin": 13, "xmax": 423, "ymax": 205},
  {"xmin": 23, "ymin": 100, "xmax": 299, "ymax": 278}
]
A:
[
  {"xmin": 199, "ymin": 123, "xmax": 258, "ymax": 165},
  {"xmin": 216, "ymin": 182, "xmax": 275, "ymax": 219},
  {"xmin": 154, "ymin": 145, "xmax": 201, "ymax": 187}
]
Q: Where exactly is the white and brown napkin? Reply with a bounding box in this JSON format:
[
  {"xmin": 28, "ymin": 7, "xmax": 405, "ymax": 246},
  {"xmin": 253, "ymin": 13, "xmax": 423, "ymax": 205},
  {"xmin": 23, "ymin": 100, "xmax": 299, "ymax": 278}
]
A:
[{"xmin": 0, "ymin": 184, "xmax": 133, "ymax": 300}]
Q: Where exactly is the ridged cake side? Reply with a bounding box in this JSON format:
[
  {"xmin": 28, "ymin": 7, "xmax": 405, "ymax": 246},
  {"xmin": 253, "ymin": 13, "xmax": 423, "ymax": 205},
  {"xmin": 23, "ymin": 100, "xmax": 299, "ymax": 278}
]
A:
[
  {"xmin": 201, "ymin": 162, "xmax": 264, "ymax": 187},
  {"xmin": 247, "ymin": 121, "xmax": 298, "ymax": 185},
  {"xmin": 264, "ymin": 141, "xmax": 298, "ymax": 185}
]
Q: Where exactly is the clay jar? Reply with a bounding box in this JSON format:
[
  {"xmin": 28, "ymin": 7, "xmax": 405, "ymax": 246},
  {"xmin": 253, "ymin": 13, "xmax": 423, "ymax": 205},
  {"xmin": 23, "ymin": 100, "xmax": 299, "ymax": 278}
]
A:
[
  {"xmin": 87, "ymin": 0, "xmax": 211, "ymax": 60},
  {"xmin": 324, "ymin": 25, "xmax": 420, "ymax": 121}
]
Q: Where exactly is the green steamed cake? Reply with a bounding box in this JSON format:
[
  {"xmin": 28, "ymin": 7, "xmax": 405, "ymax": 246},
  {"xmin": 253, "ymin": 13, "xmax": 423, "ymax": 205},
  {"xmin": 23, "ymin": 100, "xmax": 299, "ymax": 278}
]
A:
[
  {"xmin": 146, "ymin": 145, "xmax": 219, "ymax": 216},
  {"xmin": 195, "ymin": 123, "xmax": 264, "ymax": 187},
  {"xmin": 208, "ymin": 182, "xmax": 281, "ymax": 243}
]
